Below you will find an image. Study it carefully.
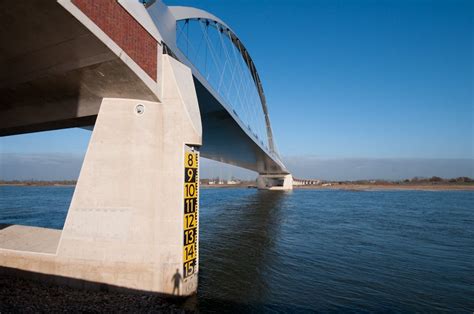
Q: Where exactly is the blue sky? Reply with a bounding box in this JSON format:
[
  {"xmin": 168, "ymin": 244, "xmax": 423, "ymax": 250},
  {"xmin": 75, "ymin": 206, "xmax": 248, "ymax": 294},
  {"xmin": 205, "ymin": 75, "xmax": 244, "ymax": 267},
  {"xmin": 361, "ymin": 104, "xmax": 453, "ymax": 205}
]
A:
[
  {"xmin": 165, "ymin": 0, "xmax": 472, "ymax": 159},
  {"xmin": 1, "ymin": 0, "xmax": 472, "ymax": 180}
]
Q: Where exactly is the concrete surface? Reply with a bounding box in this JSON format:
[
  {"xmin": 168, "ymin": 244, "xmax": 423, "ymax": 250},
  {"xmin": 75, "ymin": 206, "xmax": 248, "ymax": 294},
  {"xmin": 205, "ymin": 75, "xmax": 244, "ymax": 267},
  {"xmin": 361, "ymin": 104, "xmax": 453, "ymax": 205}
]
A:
[
  {"xmin": 257, "ymin": 174, "xmax": 294, "ymax": 190},
  {"xmin": 0, "ymin": 225, "xmax": 61, "ymax": 254},
  {"xmin": 0, "ymin": 55, "xmax": 202, "ymax": 296}
]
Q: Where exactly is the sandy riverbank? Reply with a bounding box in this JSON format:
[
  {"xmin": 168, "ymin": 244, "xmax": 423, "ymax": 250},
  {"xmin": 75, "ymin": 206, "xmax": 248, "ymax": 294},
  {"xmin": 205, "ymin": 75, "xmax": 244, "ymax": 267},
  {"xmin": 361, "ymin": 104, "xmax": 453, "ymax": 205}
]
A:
[
  {"xmin": 201, "ymin": 183, "xmax": 474, "ymax": 191},
  {"xmin": 294, "ymin": 184, "xmax": 474, "ymax": 191}
]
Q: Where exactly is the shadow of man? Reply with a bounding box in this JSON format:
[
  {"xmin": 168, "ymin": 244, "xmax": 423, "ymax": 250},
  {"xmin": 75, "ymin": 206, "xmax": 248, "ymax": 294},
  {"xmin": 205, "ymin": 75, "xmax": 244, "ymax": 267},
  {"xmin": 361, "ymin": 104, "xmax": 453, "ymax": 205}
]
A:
[{"xmin": 171, "ymin": 268, "xmax": 182, "ymax": 295}]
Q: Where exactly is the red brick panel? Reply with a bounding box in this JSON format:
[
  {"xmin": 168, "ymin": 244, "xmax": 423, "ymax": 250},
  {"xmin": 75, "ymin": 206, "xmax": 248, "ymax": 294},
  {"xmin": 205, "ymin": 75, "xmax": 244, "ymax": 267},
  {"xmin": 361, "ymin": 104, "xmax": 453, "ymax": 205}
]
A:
[{"xmin": 73, "ymin": 0, "xmax": 158, "ymax": 81}]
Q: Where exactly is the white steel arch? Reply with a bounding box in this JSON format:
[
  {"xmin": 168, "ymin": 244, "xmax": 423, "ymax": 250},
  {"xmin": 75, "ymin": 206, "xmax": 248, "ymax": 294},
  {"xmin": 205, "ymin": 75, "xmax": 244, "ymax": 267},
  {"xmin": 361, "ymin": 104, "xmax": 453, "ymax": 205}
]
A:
[{"xmin": 169, "ymin": 6, "xmax": 277, "ymax": 155}]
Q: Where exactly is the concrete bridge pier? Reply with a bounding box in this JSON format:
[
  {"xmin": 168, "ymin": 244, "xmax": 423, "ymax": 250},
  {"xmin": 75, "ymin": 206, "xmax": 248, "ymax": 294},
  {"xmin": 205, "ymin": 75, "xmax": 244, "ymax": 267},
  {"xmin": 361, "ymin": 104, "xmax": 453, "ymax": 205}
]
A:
[
  {"xmin": 0, "ymin": 55, "xmax": 202, "ymax": 296},
  {"xmin": 257, "ymin": 174, "xmax": 293, "ymax": 190}
]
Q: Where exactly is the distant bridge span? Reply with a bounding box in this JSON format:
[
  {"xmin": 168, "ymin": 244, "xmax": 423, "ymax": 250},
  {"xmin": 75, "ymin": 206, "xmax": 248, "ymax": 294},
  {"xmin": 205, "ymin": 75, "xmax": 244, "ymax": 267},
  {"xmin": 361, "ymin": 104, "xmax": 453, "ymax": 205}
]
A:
[{"xmin": 0, "ymin": 0, "xmax": 292, "ymax": 296}]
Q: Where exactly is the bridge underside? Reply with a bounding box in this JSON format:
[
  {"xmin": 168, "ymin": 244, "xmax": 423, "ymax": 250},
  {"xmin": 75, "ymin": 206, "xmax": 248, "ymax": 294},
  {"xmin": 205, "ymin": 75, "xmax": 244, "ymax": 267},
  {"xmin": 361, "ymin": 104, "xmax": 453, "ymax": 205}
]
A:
[
  {"xmin": 0, "ymin": 1, "xmax": 157, "ymax": 136},
  {"xmin": 0, "ymin": 1, "xmax": 285, "ymax": 175},
  {"xmin": 195, "ymin": 78, "xmax": 286, "ymax": 174}
]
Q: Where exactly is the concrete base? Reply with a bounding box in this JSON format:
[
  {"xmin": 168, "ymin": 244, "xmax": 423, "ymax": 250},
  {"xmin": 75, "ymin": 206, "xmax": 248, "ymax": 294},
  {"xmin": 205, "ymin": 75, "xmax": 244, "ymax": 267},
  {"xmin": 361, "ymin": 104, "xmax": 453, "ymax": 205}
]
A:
[
  {"xmin": 0, "ymin": 225, "xmax": 61, "ymax": 254},
  {"xmin": 0, "ymin": 55, "xmax": 202, "ymax": 296},
  {"xmin": 257, "ymin": 174, "xmax": 293, "ymax": 190}
]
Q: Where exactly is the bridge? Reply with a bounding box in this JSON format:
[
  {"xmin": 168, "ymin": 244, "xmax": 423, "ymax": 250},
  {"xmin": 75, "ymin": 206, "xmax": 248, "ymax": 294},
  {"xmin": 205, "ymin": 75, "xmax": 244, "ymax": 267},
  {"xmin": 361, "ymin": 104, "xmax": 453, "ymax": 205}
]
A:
[{"xmin": 0, "ymin": 0, "xmax": 292, "ymax": 296}]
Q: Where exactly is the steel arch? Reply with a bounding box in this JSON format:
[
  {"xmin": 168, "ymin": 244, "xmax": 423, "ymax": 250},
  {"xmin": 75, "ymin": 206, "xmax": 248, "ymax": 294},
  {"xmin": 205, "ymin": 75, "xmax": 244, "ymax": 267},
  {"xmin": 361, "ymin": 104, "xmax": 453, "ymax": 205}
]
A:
[{"xmin": 169, "ymin": 6, "xmax": 277, "ymax": 155}]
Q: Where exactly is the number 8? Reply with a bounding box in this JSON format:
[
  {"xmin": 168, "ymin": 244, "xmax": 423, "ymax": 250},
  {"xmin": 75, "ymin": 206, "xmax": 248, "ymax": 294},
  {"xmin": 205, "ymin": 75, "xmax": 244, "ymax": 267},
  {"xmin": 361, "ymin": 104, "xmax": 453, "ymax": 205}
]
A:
[{"xmin": 187, "ymin": 154, "xmax": 194, "ymax": 167}]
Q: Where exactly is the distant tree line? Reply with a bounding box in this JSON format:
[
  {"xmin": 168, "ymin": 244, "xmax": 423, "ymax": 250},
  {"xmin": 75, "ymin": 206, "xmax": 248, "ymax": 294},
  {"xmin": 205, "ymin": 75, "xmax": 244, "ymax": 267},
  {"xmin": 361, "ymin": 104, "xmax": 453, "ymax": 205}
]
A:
[
  {"xmin": 0, "ymin": 180, "xmax": 77, "ymax": 186},
  {"xmin": 349, "ymin": 177, "xmax": 473, "ymax": 185},
  {"xmin": 403, "ymin": 176, "xmax": 473, "ymax": 183}
]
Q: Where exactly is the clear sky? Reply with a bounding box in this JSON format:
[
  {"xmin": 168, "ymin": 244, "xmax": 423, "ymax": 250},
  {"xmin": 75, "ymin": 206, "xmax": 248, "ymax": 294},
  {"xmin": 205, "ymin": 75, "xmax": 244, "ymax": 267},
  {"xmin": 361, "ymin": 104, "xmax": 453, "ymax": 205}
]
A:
[
  {"xmin": 1, "ymin": 0, "xmax": 473, "ymax": 180},
  {"xmin": 165, "ymin": 0, "xmax": 473, "ymax": 159}
]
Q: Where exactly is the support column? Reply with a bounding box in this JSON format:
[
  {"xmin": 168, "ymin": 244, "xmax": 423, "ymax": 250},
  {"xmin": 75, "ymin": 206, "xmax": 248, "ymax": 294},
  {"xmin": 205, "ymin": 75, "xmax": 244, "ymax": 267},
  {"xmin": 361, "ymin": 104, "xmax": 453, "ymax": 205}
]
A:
[
  {"xmin": 57, "ymin": 55, "xmax": 202, "ymax": 296},
  {"xmin": 257, "ymin": 174, "xmax": 293, "ymax": 190},
  {"xmin": 0, "ymin": 55, "xmax": 201, "ymax": 296}
]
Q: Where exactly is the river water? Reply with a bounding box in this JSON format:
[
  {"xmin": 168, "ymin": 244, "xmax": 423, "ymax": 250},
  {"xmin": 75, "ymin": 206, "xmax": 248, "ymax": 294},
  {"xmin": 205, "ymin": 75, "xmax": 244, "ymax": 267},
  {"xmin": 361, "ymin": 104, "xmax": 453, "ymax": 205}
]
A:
[{"xmin": 0, "ymin": 186, "xmax": 473, "ymax": 312}]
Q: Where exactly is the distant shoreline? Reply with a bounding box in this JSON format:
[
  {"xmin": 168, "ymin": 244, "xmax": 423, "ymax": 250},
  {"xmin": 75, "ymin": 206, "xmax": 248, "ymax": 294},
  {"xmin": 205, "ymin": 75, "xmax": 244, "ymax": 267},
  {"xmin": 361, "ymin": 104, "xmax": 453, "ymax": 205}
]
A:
[
  {"xmin": 293, "ymin": 184, "xmax": 474, "ymax": 191},
  {"xmin": 201, "ymin": 183, "xmax": 474, "ymax": 191},
  {"xmin": 0, "ymin": 184, "xmax": 76, "ymax": 187},
  {"xmin": 1, "ymin": 182, "xmax": 473, "ymax": 191}
]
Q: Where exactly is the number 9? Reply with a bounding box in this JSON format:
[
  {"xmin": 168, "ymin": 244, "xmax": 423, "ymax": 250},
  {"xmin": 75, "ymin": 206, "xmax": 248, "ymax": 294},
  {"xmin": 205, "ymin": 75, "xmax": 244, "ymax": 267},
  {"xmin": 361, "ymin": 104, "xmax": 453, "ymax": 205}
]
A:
[{"xmin": 187, "ymin": 168, "xmax": 194, "ymax": 182}]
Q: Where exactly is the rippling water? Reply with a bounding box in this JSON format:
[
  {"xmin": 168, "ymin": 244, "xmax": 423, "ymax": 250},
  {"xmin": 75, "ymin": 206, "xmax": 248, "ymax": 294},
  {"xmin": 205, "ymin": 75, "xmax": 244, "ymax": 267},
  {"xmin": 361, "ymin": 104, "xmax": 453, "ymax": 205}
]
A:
[{"xmin": 1, "ymin": 186, "xmax": 473, "ymax": 312}]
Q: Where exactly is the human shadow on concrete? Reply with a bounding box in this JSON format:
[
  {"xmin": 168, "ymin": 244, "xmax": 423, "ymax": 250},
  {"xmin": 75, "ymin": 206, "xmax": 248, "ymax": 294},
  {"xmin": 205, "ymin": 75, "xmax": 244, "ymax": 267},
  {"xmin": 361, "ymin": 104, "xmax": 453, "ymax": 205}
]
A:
[{"xmin": 171, "ymin": 268, "xmax": 182, "ymax": 295}]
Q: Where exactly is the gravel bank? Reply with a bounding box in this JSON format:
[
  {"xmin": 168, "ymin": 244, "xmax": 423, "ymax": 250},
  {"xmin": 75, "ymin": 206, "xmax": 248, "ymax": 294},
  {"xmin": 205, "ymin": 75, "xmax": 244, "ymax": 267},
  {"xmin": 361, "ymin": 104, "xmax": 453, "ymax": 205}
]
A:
[{"xmin": 0, "ymin": 276, "xmax": 193, "ymax": 313}]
